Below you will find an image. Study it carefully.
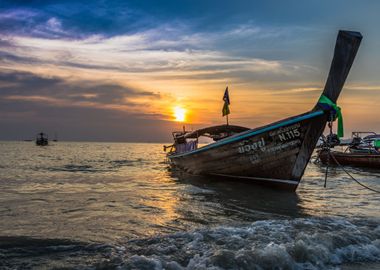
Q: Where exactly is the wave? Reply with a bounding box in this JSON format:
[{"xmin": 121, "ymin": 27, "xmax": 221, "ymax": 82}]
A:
[
  {"xmin": 110, "ymin": 158, "xmax": 146, "ymax": 168},
  {"xmin": 117, "ymin": 217, "xmax": 380, "ymax": 270},
  {"xmin": 47, "ymin": 159, "xmax": 148, "ymax": 173},
  {"xmin": 2, "ymin": 217, "xmax": 379, "ymax": 269},
  {"xmin": 49, "ymin": 164, "xmax": 109, "ymax": 173},
  {"xmin": 0, "ymin": 236, "xmax": 113, "ymax": 269}
]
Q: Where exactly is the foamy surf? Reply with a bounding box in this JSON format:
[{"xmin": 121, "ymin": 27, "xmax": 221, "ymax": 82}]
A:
[
  {"xmin": 110, "ymin": 217, "xmax": 380, "ymax": 270},
  {"xmin": 1, "ymin": 217, "xmax": 379, "ymax": 269}
]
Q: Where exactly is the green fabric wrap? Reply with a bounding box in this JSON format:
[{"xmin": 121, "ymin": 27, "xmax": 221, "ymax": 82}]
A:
[
  {"xmin": 374, "ymin": 140, "xmax": 380, "ymax": 148},
  {"xmin": 318, "ymin": 95, "xmax": 344, "ymax": 138}
]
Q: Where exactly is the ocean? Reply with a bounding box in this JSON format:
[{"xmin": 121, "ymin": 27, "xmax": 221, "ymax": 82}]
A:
[{"xmin": 0, "ymin": 141, "xmax": 379, "ymax": 269}]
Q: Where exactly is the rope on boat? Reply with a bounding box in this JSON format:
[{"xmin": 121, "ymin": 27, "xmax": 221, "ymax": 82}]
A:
[
  {"xmin": 323, "ymin": 116, "xmax": 380, "ymax": 193},
  {"xmin": 323, "ymin": 117, "xmax": 380, "ymax": 193},
  {"xmin": 323, "ymin": 115, "xmax": 335, "ymax": 188},
  {"xmin": 318, "ymin": 94, "xmax": 344, "ymax": 138},
  {"xmin": 324, "ymin": 148, "xmax": 330, "ymax": 188},
  {"xmin": 328, "ymin": 152, "xmax": 380, "ymax": 193}
]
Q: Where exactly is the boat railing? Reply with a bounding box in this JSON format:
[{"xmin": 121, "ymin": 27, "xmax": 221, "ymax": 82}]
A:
[{"xmin": 352, "ymin": 131, "xmax": 377, "ymax": 138}]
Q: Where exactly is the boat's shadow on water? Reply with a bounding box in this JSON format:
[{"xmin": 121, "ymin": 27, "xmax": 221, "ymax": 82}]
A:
[{"xmin": 168, "ymin": 168, "xmax": 306, "ymax": 221}]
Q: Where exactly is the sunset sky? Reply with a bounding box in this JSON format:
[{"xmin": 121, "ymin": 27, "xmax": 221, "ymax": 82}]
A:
[{"xmin": 1, "ymin": 0, "xmax": 380, "ymax": 142}]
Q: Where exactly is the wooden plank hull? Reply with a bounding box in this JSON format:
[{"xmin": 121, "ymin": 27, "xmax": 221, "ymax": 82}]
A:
[
  {"xmin": 167, "ymin": 30, "xmax": 362, "ymax": 191},
  {"xmin": 318, "ymin": 150, "xmax": 380, "ymax": 169},
  {"xmin": 169, "ymin": 111, "xmax": 327, "ymax": 191}
]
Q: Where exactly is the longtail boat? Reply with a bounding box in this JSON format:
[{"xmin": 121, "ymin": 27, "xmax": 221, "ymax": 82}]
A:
[
  {"xmin": 165, "ymin": 30, "xmax": 362, "ymax": 191},
  {"xmin": 318, "ymin": 131, "xmax": 380, "ymax": 168},
  {"xmin": 318, "ymin": 150, "xmax": 380, "ymax": 169}
]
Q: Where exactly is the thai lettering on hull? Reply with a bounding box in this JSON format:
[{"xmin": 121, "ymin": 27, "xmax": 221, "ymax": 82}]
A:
[
  {"xmin": 238, "ymin": 123, "xmax": 302, "ymax": 157},
  {"xmin": 238, "ymin": 138, "xmax": 266, "ymax": 154}
]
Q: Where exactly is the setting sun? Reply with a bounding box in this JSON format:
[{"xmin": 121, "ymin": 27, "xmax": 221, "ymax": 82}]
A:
[{"xmin": 173, "ymin": 106, "xmax": 186, "ymax": 122}]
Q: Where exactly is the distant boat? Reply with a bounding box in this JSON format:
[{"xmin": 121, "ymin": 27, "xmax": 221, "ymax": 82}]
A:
[
  {"xmin": 349, "ymin": 132, "xmax": 380, "ymax": 153},
  {"xmin": 164, "ymin": 30, "xmax": 362, "ymax": 191},
  {"xmin": 36, "ymin": 132, "xmax": 48, "ymax": 146},
  {"xmin": 53, "ymin": 132, "xmax": 58, "ymax": 142},
  {"xmin": 318, "ymin": 131, "xmax": 380, "ymax": 168}
]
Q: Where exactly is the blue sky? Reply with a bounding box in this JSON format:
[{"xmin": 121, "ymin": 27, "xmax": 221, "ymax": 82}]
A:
[{"xmin": 1, "ymin": 0, "xmax": 380, "ymax": 141}]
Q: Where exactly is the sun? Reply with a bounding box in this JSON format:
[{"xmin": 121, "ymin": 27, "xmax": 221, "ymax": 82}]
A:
[{"xmin": 173, "ymin": 106, "xmax": 186, "ymax": 122}]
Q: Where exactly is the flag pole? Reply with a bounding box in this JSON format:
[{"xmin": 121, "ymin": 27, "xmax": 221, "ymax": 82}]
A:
[{"xmin": 222, "ymin": 86, "xmax": 230, "ymax": 126}]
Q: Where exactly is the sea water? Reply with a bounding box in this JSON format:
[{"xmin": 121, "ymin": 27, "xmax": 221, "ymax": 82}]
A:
[{"xmin": 0, "ymin": 141, "xmax": 379, "ymax": 269}]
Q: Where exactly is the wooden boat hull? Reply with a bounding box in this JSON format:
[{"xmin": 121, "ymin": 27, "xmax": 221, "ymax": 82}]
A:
[
  {"xmin": 169, "ymin": 111, "xmax": 327, "ymax": 191},
  {"xmin": 167, "ymin": 30, "xmax": 362, "ymax": 191},
  {"xmin": 318, "ymin": 150, "xmax": 380, "ymax": 169},
  {"xmin": 36, "ymin": 140, "xmax": 48, "ymax": 146}
]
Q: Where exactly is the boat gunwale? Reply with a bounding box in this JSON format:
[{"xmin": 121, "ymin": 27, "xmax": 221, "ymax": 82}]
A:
[
  {"xmin": 323, "ymin": 150, "xmax": 380, "ymax": 158},
  {"xmin": 169, "ymin": 110, "xmax": 324, "ymax": 158}
]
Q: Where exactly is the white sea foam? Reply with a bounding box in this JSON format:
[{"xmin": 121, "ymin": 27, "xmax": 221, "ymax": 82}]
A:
[{"xmin": 119, "ymin": 217, "xmax": 380, "ymax": 270}]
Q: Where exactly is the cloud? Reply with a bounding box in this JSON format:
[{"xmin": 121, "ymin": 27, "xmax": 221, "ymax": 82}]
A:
[
  {"xmin": 0, "ymin": 69, "xmax": 180, "ymax": 141},
  {"xmin": 0, "ymin": 15, "xmax": 334, "ymax": 140},
  {"xmin": 1, "ymin": 2, "xmax": 326, "ymax": 92},
  {"xmin": 2, "ymin": 1, "xmax": 379, "ymax": 140},
  {"xmin": 0, "ymin": 1, "xmax": 154, "ymax": 38},
  {"xmin": 0, "ymin": 8, "xmax": 72, "ymax": 39},
  {"xmin": 0, "ymin": 96, "xmax": 178, "ymax": 142},
  {"xmin": 0, "ymin": 23, "xmax": 319, "ymax": 88},
  {"xmin": 0, "ymin": 69, "xmax": 160, "ymax": 111}
]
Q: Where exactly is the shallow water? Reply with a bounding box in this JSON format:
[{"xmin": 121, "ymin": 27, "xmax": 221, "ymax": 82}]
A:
[{"xmin": 0, "ymin": 141, "xmax": 379, "ymax": 269}]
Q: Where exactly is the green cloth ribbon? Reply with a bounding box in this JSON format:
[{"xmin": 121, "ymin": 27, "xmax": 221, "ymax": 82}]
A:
[{"xmin": 318, "ymin": 95, "xmax": 344, "ymax": 138}]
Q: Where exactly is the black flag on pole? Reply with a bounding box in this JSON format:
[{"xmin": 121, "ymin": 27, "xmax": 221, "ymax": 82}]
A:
[{"xmin": 222, "ymin": 87, "xmax": 230, "ymax": 116}]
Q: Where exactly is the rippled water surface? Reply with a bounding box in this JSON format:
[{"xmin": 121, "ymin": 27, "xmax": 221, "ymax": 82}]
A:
[{"xmin": 0, "ymin": 141, "xmax": 379, "ymax": 269}]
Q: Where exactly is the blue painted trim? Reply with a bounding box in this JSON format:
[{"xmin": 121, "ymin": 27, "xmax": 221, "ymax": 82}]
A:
[{"xmin": 169, "ymin": 110, "xmax": 324, "ymax": 158}]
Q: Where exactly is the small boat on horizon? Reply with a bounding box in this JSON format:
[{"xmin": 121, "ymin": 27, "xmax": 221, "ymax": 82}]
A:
[
  {"xmin": 164, "ymin": 30, "xmax": 362, "ymax": 191},
  {"xmin": 36, "ymin": 132, "xmax": 49, "ymax": 146},
  {"xmin": 53, "ymin": 132, "xmax": 58, "ymax": 142}
]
